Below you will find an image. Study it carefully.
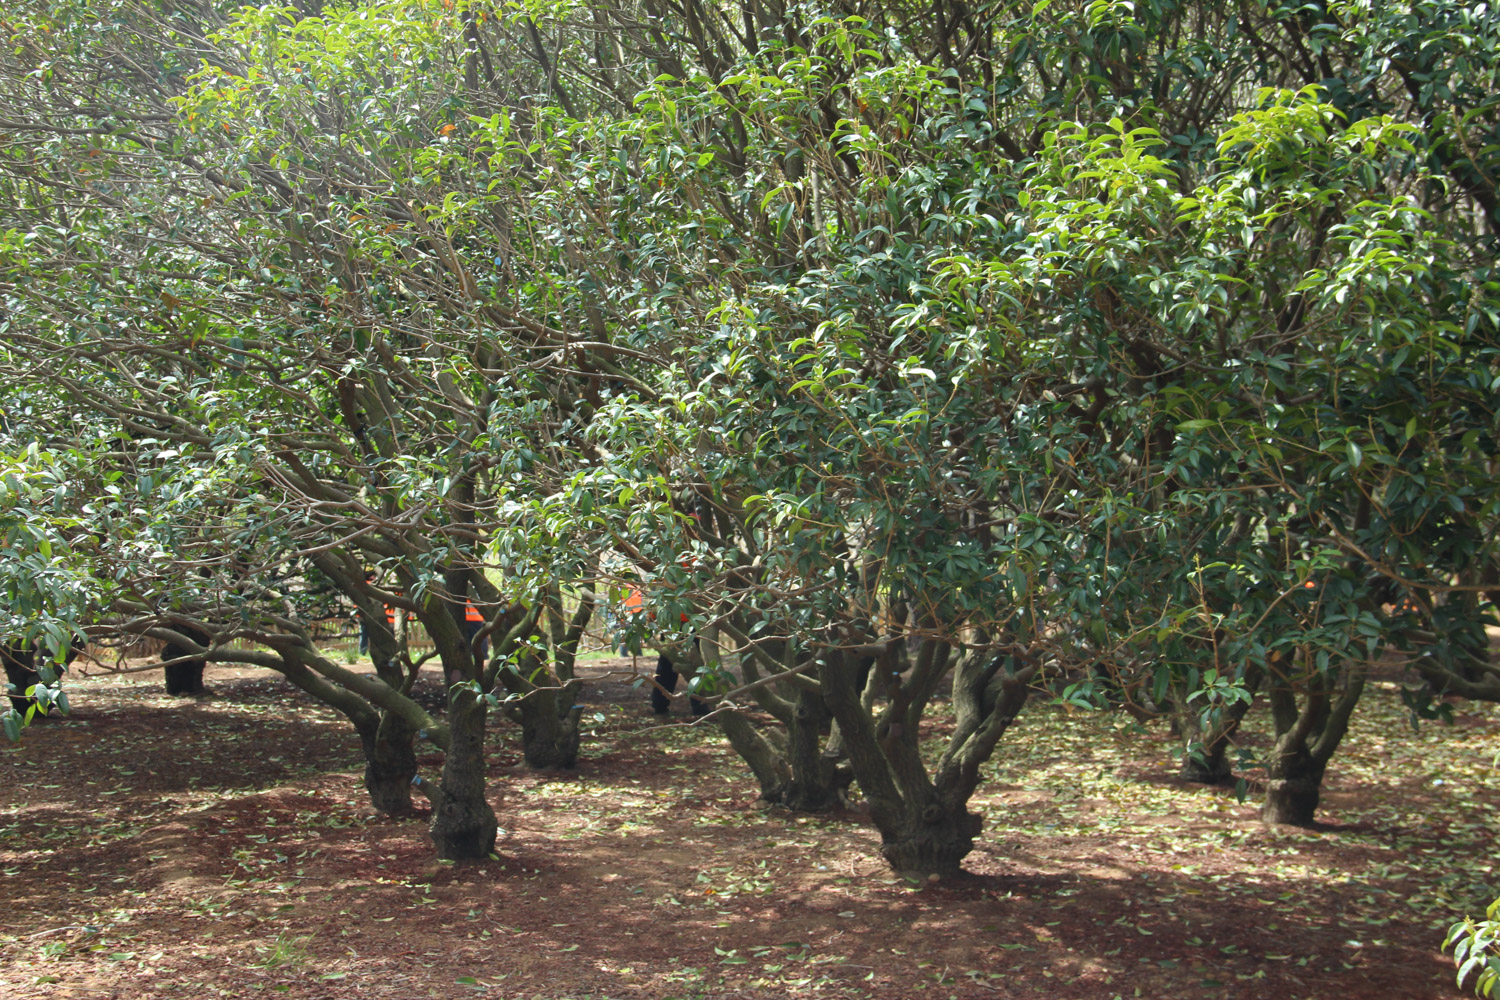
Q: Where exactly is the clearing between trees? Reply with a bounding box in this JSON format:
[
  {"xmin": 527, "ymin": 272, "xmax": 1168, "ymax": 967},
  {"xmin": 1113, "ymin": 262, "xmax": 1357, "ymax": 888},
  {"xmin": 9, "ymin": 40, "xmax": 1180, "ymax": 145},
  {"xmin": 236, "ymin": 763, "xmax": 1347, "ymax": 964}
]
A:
[{"xmin": 1, "ymin": 659, "xmax": 1494, "ymax": 1000}]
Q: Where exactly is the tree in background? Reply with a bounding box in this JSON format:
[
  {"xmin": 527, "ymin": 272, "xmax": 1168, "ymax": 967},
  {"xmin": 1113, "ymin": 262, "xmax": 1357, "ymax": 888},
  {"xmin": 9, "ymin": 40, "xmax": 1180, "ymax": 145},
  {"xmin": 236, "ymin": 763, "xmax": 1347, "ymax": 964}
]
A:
[{"xmin": 0, "ymin": 448, "xmax": 96, "ymax": 735}]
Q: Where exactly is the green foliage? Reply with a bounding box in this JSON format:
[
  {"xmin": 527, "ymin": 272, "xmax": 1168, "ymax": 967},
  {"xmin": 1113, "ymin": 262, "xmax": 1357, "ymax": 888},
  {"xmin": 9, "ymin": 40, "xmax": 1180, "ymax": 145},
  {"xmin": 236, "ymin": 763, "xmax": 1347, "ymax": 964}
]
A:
[
  {"xmin": 0, "ymin": 447, "xmax": 97, "ymax": 736},
  {"xmin": 1449, "ymin": 897, "xmax": 1500, "ymax": 998},
  {"xmin": 0, "ymin": 0, "xmax": 1497, "ymax": 866}
]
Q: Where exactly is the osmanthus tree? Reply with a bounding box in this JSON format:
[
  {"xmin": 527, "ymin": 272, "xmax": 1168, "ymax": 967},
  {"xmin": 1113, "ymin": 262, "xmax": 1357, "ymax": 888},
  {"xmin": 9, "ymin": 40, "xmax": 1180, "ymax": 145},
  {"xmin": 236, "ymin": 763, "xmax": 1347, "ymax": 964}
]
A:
[
  {"xmin": 426, "ymin": 0, "xmax": 1500, "ymax": 865},
  {"xmin": 997, "ymin": 71, "xmax": 1500, "ymax": 825},
  {"xmin": 556, "ymin": 0, "xmax": 1500, "ymax": 844},
  {"xmin": 0, "ymin": 447, "xmax": 98, "ymax": 736},
  {"xmin": 0, "ymin": 0, "xmax": 653, "ymax": 856},
  {"xmin": 508, "ymin": 14, "xmax": 1145, "ymax": 874},
  {"xmin": 908, "ymin": 0, "xmax": 1500, "ymax": 824},
  {"xmin": 5, "ymin": 0, "xmax": 1499, "ymax": 877}
]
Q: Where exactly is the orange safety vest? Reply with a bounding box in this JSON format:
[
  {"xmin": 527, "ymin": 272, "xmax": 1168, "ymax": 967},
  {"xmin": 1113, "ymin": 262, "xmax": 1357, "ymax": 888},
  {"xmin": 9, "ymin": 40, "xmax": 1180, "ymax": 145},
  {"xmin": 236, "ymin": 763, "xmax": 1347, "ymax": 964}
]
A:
[
  {"xmin": 623, "ymin": 586, "xmax": 688, "ymax": 623},
  {"xmin": 388, "ymin": 604, "xmax": 483, "ymax": 623}
]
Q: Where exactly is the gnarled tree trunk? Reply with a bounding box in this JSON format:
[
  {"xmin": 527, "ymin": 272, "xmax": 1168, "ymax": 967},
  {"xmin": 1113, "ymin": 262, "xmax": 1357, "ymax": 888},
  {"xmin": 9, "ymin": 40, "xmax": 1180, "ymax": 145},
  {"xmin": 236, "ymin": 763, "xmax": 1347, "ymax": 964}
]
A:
[
  {"xmin": 1262, "ymin": 661, "xmax": 1366, "ymax": 827},
  {"xmin": 875, "ymin": 798, "xmax": 984, "ymax": 878},
  {"xmin": 512, "ymin": 682, "xmax": 583, "ymax": 769},
  {"xmin": 1263, "ymin": 751, "xmax": 1327, "ymax": 826},
  {"xmin": 708, "ymin": 622, "xmax": 861, "ymax": 812},
  {"xmin": 259, "ymin": 635, "xmax": 433, "ymax": 818},
  {"xmin": 823, "ymin": 639, "xmax": 1036, "ymax": 879},
  {"xmin": 360, "ymin": 711, "xmax": 420, "ymax": 815}
]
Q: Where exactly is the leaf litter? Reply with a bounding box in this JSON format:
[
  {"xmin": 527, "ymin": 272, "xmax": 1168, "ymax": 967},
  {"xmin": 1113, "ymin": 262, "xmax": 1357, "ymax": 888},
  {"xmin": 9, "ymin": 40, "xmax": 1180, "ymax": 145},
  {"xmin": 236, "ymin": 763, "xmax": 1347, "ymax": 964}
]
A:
[{"xmin": 0, "ymin": 658, "xmax": 1493, "ymax": 999}]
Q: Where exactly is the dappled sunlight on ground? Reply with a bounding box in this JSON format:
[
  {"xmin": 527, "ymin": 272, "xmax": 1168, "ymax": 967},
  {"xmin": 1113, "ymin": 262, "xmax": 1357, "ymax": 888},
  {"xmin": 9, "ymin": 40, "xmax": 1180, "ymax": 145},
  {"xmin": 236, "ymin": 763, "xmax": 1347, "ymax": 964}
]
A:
[{"xmin": 0, "ymin": 660, "xmax": 1493, "ymax": 998}]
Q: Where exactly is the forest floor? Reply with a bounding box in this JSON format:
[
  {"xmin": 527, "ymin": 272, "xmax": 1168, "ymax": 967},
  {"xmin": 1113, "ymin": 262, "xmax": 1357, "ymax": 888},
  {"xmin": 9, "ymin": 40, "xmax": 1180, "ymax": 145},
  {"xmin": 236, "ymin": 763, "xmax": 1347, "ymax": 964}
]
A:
[{"xmin": 0, "ymin": 654, "xmax": 1496, "ymax": 1000}]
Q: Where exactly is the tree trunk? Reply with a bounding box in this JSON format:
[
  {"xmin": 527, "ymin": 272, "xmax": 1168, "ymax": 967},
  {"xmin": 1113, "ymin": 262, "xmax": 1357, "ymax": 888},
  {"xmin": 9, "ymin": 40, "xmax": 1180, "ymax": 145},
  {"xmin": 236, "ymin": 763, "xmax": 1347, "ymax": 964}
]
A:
[
  {"xmin": 163, "ymin": 660, "xmax": 206, "ymax": 695},
  {"xmin": 1262, "ymin": 752, "xmax": 1326, "ymax": 826},
  {"xmin": 516, "ymin": 685, "xmax": 582, "ymax": 770},
  {"xmin": 426, "ymin": 690, "xmax": 497, "ymax": 859},
  {"xmin": 709, "ymin": 673, "xmax": 848, "ymax": 811},
  {"xmin": 1261, "ymin": 663, "xmax": 1365, "ymax": 828},
  {"xmin": 781, "ymin": 687, "xmax": 848, "ymax": 812},
  {"xmin": 1180, "ymin": 742, "xmax": 1232, "ymax": 783},
  {"xmin": 359, "ymin": 607, "xmax": 420, "ymax": 812},
  {"xmin": 162, "ymin": 626, "xmax": 210, "ymax": 696},
  {"xmin": 822, "ymin": 644, "xmax": 983, "ymax": 878},
  {"xmin": 3, "ymin": 645, "xmax": 40, "ymax": 715},
  {"xmin": 1173, "ymin": 663, "xmax": 1260, "ymax": 785},
  {"xmin": 715, "ymin": 708, "xmax": 792, "ymax": 802},
  {"xmin": 360, "ymin": 710, "xmax": 419, "ymax": 815},
  {"xmin": 707, "ymin": 621, "xmax": 857, "ymax": 812},
  {"xmin": 875, "ymin": 798, "xmax": 984, "ymax": 880},
  {"xmin": 490, "ymin": 584, "xmax": 592, "ymax": 771}
]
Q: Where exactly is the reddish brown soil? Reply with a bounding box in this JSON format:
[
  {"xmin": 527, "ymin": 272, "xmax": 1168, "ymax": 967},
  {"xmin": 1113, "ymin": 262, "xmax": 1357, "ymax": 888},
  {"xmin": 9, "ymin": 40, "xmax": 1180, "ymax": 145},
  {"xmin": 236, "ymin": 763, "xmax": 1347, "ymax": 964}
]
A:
[{"xmin": 0, "ymin": 657, "xmax": 1493, "ymax": 999}]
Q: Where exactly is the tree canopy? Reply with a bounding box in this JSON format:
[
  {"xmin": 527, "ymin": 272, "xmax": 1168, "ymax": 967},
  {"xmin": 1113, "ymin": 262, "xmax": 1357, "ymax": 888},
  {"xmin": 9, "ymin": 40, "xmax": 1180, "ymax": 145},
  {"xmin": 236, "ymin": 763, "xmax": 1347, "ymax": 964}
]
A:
[{"xmin": 0, "ymin": 0, "xmax": 1497, "ymax": 885}]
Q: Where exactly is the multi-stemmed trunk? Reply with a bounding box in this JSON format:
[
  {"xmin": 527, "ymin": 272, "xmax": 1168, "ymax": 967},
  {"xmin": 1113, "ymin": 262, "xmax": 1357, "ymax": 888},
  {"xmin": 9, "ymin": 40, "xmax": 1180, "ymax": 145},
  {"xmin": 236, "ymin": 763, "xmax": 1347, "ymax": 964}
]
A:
[
  {"xmin": 241, "ymin": 556, "xmax": 462, "ymax": 828},
  {"xmin": 259, "ymin": 634, "xmax": 434, "ymax": 818},
  {"xmin": 1262, "ymin": 660, "xmax": 1366, "ymax": 826},
  {"xmin": 714, "ymin": 685, "xmax": 851, "ymax": 812},
  {"xmin": 823, "ymin": 639, "xmax": 1036, "ymax": 879},
  {"xmin": 708, "ymin": 622, "xmax": 861, "ymax": 812},
  {"xmin": 490, "ymin": 582, "xmax": 593, "ymax": 771},
  {"xmin": 136, "ymin": 593, "xmax": 464, "ymax": 831}
]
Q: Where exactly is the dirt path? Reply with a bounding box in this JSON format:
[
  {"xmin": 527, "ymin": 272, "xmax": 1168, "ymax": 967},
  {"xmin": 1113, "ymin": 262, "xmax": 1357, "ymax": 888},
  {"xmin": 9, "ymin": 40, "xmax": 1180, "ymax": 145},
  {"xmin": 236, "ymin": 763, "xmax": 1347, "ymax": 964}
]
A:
[{"xmin": 1, "ymin": 658, "xmax": 1494, "ymax": 999}]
